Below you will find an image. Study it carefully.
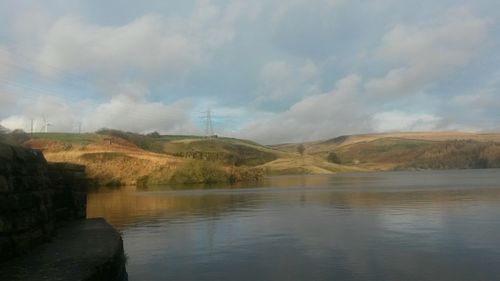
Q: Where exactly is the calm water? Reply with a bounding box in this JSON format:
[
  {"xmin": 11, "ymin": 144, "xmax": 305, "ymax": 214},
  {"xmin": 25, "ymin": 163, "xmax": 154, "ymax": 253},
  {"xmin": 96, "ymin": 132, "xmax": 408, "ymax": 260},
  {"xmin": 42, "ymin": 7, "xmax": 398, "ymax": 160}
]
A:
[{"xmin": 87, "ymin": 169, "xmax": 500, "ymax": 281}]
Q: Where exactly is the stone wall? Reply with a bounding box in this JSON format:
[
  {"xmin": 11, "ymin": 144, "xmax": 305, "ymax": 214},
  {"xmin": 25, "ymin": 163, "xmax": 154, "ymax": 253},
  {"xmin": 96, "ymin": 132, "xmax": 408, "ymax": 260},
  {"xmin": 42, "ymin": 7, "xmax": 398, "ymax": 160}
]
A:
[
  {"xmin": 0, "ymin": 143, "xmax": 87, "ymax": 262},
  {"xmin": 48, "ymin": 163, "xmax": 87, "ymax": 225}
]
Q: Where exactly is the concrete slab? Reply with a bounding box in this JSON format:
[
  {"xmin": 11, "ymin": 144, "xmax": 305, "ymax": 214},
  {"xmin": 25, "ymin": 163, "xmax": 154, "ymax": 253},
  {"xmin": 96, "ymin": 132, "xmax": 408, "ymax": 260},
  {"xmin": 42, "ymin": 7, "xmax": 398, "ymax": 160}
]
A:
[{"xmin": 0, "ymin": 218, "xmax": 127, "ymax": 281}]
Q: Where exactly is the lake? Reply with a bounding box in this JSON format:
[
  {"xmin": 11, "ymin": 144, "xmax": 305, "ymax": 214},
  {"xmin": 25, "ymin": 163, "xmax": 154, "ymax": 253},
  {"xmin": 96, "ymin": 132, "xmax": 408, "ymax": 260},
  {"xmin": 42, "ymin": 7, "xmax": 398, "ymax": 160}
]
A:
[{"xmin": 87, "ymin": 169, "xmax": 500, "ymax": 281}]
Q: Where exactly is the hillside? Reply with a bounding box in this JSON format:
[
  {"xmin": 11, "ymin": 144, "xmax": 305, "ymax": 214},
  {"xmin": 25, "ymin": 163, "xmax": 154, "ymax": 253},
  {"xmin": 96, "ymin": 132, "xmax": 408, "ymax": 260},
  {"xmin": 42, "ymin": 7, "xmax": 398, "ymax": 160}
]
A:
[
  {"xmin": 273, "ymin": 132, "xmax": 500, "ymax": 171},
  {"xmin": 17, "ymin": 130, "xmax": 359, "ymax": 185},
  {"xmin": 8, "ymin": 130, "xmax": 496, "ymax": 186},
  {"xmin": 18, "ymin": 131, "xmax": 359, "ymax": 186},
  {"xmin": 20, "ymin": 132, "xmax": 267, "ymax": 186},
  {"xmin": 24, "ymin": 132, "xmax": 183, "ymax": 186}
]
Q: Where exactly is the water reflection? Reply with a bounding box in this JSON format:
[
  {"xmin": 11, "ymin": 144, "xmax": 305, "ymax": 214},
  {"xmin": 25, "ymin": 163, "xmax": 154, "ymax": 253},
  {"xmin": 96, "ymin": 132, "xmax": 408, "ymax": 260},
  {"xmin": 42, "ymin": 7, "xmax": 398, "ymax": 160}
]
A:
[
  {"xmin": 87, "ymin": 186, "xmax": 261, "ymax": 227},
  {"xmin": 87, "ymin": 169, "xmax": 500, "ymax": 281}
]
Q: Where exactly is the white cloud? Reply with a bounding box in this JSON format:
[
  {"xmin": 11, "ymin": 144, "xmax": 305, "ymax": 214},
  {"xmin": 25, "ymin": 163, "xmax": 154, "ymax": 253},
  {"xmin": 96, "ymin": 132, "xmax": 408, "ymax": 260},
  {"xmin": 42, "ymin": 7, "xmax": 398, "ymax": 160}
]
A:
[
  {"xmin": 0, "ymin": 46, "xmax": 16, "ymax": 113},
  {"xmin": 241, "ymin": 74, "xmax": 367, "ymax": 143},
  {"xmin": 36, "ymin": 0, "xmax": 240, "ymax": 82},
  {"xmin": 371, "ymin": 111, "xmax": 441, "ymax": 132},
  {"xmin": 0, "ymin": 94, "xmax": 197, "ymax": 134},
  {"xmin": 366, "ymin": 7, "xmax": 488, "ymax": 97},
  {"xmin": 0, "ymin": 116, "xmax": 29, "ymax": 132},
  {"xmin": 453, "ymin": 92, "xmax": 500, "ymax": 109},
  {"xmin": 100, "ymin": 80, "xmax": 150, "ymax": 99},
  {"xmin": 0, "ymin": 46, "xmax": 13, "ymax": 78},
  {"xmin": 453, "ymin": 71, "xmax": 500, "ymax": 110},
  {"xmin": 239, "ymin": 7, "xmax": 493, "ymax": 143},
  {"xmin": 87, "ymin": 96, "xmax": 196, "ymax": 133},
  {"xmin": 0, "ymin": 95, "xmax": 82, "ymax": 132},
  {"xmin": 10, "ymin": 5, "xmax": 52, "ymax": 46},
  {"xmin": 270, "ymin": 0, "xmax": 344, "ymax": 25},
  {"xmin": 257, "ymin": 60, "xmax": 320, "ymax": 103}
]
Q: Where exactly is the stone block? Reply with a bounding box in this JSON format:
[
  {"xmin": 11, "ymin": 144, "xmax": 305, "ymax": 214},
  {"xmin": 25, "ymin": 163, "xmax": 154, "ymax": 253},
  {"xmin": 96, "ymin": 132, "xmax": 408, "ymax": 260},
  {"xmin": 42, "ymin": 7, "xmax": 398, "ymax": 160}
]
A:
[
  {"xmin": 0, "ymin": 143, "xmax": 14, "ymax": 161},
  {"xmin": 0, "ymin": 219, "xmax": 126, "ymax": 279},
  {"xmin": 41, "ymin": 219, "xmax": 55, "ymax": 239},
  {"xmin": 8, "ymin": 192, "xmax": 36, "ymax": 211},
  {"xmin": 39, "ymin": 190, "xmax": 53, "ymax": 206},
  {"xmin": 0, "ymin": 160, "xmax": 12, "ymax": 174},
  {"xmin": 11, "ymin": 163, "xmax": 28, "ymax": 177},
  {"xmin": 12, "ymin": 210, "xmax": 39, "ymax": 232},
  {"xmin": 11, "ymin": 228, "xmax": 44, "ymax": 253},
  {"xmin": 6, "ymin": 194, "xmax": 20, "ymax": 211},
  {"xmin": 0, "ymin": 175, "xmax": 9, "ymax": 192},
  {"xmin": 0, "ymin": 193, "xmax": 9, "ymax": 212},
  {"xmin": 0, "ymin": 215, "xmax": 14, "ymax": 234},
  {"xmin": 12, "ymin": 146, "xmax": 30, "ymax": 161},
  {"xmin": 0, "ymin": 236, "xmax": 14, "ymax": 262},
  {"xmin": 38, "ymin": 204, "xmax": 51, "ymax": 222}
]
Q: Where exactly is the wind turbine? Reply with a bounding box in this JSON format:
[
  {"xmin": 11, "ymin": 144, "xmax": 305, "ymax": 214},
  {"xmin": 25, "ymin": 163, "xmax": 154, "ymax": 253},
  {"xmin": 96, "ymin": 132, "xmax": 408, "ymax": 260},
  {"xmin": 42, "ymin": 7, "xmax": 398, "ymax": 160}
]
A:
[{"xmin": 41, "ymin": 116, "xmax": 51, "ymax": 133}]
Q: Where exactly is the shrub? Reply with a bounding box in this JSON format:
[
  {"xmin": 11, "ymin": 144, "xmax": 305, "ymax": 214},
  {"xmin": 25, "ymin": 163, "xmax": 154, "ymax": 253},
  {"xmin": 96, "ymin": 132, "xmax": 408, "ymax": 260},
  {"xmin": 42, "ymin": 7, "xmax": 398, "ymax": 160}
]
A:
[
  {"xmin": 170, "ymin": 160, "xmax": 228, "ymax": 184},
  {"xmin": 147, "ymin": 131, "xmax": 161, "ymax": 138},
  {"xmin": 327, "ymin": 152, "xmax": 342, "ymax": 164},
  {"xmin": 297, "ymin": 144, "xmax": 305, "ymax": 156},
  {"xmin": 96, "ymin": 128, "xmax": 164, "ymax": 153}
]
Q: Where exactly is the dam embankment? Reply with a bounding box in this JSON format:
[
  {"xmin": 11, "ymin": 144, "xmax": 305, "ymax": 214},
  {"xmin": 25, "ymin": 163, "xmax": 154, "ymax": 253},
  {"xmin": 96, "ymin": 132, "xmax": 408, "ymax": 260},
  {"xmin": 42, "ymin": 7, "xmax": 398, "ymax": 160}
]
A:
[{"xmin": 0, "ymin": 143, "xmax": 126, "ymax": 280}]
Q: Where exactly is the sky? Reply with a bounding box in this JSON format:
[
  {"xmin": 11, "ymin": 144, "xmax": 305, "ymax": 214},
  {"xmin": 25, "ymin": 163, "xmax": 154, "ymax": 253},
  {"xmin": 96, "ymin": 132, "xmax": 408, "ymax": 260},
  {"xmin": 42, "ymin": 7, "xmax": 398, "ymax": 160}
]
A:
[{"xmin": 0, "ymin": 0, "xmax": 499, "ymax": 144}]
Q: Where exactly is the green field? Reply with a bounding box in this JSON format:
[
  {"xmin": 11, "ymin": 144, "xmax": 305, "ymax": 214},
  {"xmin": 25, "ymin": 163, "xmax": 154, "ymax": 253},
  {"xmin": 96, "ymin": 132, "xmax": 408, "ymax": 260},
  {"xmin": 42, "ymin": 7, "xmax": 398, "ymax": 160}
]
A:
[{"xmin": 31, "ymin": 133, "xmax": 99, "ymax": 145}]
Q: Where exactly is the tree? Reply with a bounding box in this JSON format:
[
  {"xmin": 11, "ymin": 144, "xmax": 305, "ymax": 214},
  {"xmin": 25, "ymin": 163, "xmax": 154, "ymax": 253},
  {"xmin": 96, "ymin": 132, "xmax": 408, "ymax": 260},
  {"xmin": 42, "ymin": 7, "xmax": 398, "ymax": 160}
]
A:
[
  {"xmin": 297, "ymin": 144, "xmax": 305, "ymax": 156},
  {"xmin": 147, "ymin": 131, "xmax": 161, "ymax": 138},
  {"xmin": 327, "ymin": 152, "xmax": 342, "ymax": 164}
]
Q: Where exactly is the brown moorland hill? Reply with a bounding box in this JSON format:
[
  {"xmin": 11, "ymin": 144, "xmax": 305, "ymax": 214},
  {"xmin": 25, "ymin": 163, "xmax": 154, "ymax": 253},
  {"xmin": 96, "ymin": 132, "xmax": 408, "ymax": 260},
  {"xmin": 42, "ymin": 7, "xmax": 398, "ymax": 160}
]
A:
[
  {"xmin": 23, "ymin": 132, "xmax": 275, "ymax": 186},
  {"xmin": 272, "ymin": 132, "xmax": 500, "ymax": 171}
]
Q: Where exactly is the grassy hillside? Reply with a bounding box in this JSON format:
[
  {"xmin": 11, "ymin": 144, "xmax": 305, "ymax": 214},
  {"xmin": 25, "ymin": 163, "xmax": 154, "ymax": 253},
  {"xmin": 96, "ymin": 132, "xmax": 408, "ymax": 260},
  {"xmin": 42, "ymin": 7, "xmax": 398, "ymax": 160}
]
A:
[
  {"xmin": 24, "ymin": 132, "xmax": 276, "ymax": 186},
  {"xmin": 278, "ymin": 132, "xmax": 500, "ymax": 171},
  {"xmin": 14, "ymin": 130, "xmax": 496, "ymax": 185},
  {"xmin": 162, "ymin": 138, "xmax": 278, "ymax": 166},
  {"xmin": 20, "ymin": 131, "xmax": 364, "ymax": 185}
]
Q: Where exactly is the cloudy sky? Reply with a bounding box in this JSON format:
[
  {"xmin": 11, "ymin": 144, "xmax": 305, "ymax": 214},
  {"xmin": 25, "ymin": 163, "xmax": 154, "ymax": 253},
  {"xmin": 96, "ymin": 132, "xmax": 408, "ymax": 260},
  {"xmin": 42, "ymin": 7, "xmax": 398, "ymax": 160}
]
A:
[{"xmin": 0, "ymin": 0, "xmax": 499, "ymax": 143}]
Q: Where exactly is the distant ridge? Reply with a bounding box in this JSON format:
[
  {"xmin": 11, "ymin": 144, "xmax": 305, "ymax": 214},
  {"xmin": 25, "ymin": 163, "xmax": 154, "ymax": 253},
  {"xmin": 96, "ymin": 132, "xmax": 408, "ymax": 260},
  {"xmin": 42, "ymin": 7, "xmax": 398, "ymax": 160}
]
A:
[{"xmin": 272, "ymin": 131, "xmax": 500, "ymax": 171}]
